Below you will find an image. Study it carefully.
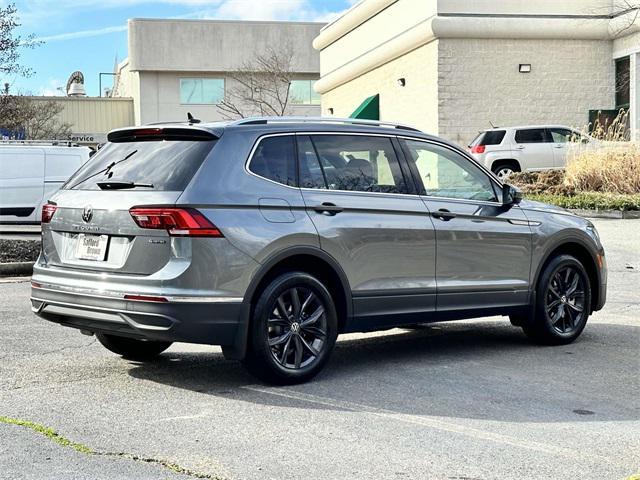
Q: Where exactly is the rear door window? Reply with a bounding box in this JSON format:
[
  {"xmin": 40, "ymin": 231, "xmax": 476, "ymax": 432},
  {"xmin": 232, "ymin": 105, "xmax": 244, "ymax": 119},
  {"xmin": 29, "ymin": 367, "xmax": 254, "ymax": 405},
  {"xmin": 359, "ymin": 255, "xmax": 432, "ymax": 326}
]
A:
[
  {"xmin": 248, "ymin": 135, "xmax": 297, "ymax": 187},
  {"xmin": 306, "ymin": 135, "xmax": 408, "ymax": 194},
  {"xmin": 66, "ymin": 140, "xmax": 216, "ymax": 191},
  {"xmin": 514, "ymin": 129, "xmax": 549, "ymax": 143}
]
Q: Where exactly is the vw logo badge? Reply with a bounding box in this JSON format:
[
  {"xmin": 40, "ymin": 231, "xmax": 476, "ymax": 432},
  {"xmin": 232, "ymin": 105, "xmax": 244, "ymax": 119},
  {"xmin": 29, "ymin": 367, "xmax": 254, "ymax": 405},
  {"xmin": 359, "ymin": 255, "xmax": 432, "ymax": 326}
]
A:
[{"xmin": 82, "ymin": 205, "xmax": 93, "ymax": 223}]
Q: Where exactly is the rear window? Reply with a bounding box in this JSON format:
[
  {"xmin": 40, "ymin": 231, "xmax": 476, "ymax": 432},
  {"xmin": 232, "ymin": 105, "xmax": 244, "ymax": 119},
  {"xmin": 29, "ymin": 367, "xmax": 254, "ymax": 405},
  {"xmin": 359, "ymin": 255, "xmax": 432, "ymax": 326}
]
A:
[
  {"xmin": 478, "ymin": 130, "xmax": 506, "ymax": 146},
  {"xmin": 65, "ymin": 139, "xmax": 216, "ymax": 191}
]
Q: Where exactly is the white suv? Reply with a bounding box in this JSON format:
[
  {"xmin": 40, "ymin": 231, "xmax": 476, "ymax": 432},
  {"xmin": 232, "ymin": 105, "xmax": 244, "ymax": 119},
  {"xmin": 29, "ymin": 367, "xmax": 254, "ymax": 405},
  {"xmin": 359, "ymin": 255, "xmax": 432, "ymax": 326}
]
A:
[{"xmin": 469, "ymin": 125, "xmax": 592, "ymax": 180}]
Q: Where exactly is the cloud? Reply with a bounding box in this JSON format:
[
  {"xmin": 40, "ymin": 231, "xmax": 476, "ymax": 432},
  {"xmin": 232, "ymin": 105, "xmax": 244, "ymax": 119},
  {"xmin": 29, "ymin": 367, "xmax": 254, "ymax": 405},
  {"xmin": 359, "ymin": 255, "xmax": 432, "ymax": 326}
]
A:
[
  {"xmin": 37, "ymin": 78, "xmax": 65, "ymax": 96},
  {"xmin": 33, "ymin": 25, "xmax": 128, "ymax": 43}
]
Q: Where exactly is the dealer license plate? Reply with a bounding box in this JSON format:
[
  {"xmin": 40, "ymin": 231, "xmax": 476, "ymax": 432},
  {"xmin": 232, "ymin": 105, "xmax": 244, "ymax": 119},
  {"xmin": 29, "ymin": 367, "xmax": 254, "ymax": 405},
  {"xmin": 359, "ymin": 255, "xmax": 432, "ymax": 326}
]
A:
[{"xmin": 75, "ymin": 234, "xmax": 109, "ymax": 261}]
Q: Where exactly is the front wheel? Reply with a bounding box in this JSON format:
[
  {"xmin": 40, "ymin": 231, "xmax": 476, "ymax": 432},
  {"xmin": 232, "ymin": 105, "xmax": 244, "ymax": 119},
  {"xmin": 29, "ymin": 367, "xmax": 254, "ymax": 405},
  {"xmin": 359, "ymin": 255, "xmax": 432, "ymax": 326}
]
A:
[
  {"xmin": 96, "ymin": 333, "xmax": 172, "ymax": 361},
  {"xmin": 522, "ymin": 255, "xmax": 591, "ymax": 345},
  {"xmin": 242, "ymin": 272, "xmax": 338, "ymax": 385}
]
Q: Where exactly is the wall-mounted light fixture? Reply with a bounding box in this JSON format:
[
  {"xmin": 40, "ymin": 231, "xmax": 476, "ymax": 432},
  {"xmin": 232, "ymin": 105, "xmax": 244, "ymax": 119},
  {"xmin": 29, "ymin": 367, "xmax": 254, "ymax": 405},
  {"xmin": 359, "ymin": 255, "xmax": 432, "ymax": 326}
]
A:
[
  {"xmin": 397, "ymin": 77, "xmax": 406, "ymax": 87},
  {"xmin": 328, "ymin": 108, "xmax": 334, "ymax": 115},
  {"xmin": 519, "ymin": 64, "xmax": 532, "ymax": 73}
]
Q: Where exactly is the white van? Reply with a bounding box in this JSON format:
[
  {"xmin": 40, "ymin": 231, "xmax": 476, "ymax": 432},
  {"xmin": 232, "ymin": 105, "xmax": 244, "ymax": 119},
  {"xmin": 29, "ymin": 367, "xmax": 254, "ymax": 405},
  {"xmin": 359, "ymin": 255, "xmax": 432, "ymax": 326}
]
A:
[{"xmin": 0, "ymin": 142, "xmax": 91, "ymax": 223}]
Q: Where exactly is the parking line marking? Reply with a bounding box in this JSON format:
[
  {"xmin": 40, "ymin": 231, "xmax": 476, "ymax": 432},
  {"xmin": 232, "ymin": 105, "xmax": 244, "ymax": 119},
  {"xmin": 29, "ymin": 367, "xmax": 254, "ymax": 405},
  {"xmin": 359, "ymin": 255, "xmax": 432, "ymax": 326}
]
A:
[{"xmin": 242, "ymin": 385, "xmax": 617, "ymax": 466}]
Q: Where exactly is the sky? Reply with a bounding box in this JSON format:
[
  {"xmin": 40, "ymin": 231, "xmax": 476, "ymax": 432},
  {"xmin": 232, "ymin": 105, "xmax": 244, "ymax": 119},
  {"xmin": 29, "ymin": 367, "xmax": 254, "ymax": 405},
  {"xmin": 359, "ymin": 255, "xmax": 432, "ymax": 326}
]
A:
[{"xmin": 2, "ymin": 0, "xmax": 356, "ymax": 97}]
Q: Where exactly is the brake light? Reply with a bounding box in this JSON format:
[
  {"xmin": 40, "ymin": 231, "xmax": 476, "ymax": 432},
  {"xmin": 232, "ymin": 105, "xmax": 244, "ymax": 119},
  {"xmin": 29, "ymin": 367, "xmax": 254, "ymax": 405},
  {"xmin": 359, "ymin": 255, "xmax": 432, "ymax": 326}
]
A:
[
  {"xmin": 129, "ymin": 207, "xmax": 223, "ymax": 237},
  {"xmin": 471, "ymin": 145, "xmax": 486, "ymax": 154},
  {"xmin": 41, "ymin": 204, "xmax": 57, "ymax": 223}
]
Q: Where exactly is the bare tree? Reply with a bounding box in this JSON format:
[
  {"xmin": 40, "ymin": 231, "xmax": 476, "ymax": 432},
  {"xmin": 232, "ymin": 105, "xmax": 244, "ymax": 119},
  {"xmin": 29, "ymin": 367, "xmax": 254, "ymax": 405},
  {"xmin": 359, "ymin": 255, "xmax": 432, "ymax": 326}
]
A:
[
  {"xmin": 609, "ymin": 0, "xmax": 640, "ymax": 37},
  {"xmin": 217, "ymin": 42, "xmax": 298, "ymax": 119},
  {"xmin": 1, "ymin": 3, "xmax": 37, "ymax": 78},
  {"xmin": 0, "ymin": 87, "xmax": 71, "ymax": 140}
]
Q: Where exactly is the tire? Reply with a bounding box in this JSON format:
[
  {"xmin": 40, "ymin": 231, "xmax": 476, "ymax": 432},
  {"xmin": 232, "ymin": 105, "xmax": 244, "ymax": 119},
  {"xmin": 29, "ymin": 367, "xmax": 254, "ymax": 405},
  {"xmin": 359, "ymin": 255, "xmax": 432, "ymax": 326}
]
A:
[
  {"xmin": 242, "ymin": 272, "xmax": 338, "ymax": 385},
  {"xmin": 521, "ymin": 254, "xmax": 591, "ymax": 345},
  {"xmin": 96, "ymin": 333, "xmax": 172, "ymax": 361},
  {"xmin": 492, "ymin": 161, "xmax": 520, "ymax": 181}
]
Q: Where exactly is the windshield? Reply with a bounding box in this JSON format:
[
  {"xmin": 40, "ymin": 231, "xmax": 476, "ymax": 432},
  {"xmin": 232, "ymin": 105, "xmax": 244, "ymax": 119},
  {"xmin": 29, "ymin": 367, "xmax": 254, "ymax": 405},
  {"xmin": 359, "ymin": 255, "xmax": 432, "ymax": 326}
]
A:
[{"xmin": 65, "ymin": 139, "xmax": 216, "ymax": 191}]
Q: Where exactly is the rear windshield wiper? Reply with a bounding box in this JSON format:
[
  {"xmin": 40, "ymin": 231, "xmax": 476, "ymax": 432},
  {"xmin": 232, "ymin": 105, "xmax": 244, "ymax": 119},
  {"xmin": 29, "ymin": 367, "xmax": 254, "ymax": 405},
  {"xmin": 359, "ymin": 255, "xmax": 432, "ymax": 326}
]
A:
[
  {"xmin": 69, "ymin": 150, "xmax": 138, "ymax": 189},
  {"xmin": 96, "ymin": 181, "xmax": 154, "ymax": 190}
]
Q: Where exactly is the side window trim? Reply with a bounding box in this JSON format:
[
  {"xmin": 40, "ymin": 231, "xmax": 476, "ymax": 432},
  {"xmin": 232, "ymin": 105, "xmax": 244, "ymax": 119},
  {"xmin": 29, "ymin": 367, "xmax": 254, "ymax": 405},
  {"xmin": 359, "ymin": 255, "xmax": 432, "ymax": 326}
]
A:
[
  {"xmin": 245, "ymin": 133, "xmax": 299, "ymax": 189},
  {"xmin": 398, "ymin": 137, "xmax": 503, "ymax": 204}
]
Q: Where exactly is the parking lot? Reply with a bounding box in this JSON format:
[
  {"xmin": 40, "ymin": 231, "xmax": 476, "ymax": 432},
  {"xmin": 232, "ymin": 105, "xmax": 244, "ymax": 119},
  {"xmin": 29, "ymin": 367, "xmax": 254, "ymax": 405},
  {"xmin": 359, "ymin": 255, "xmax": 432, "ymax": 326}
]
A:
[{"xmin": 0, "ymin": 218, "xmax": 638, "ymax": 480}]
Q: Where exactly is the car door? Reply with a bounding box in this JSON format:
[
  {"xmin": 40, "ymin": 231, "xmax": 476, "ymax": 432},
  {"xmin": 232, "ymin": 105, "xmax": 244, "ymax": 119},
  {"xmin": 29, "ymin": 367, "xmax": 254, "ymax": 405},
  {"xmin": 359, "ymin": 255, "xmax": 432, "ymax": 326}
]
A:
[
  {"xmin": 513, "ymin": 128, "xmax": 554, "ymax": 170},
  {"xmin": 0, "ymin": 147, "xmax": 44, "ymax": 222},
  {"xmin": 297, "ymin": 133, "xmax": 437, "ymax": 331},
  {"xmin": 399, "ymin": 138, "xmax": 533, "ymax": 312},
  {"xmin": 548, "ymin": 128, "xmax": 576, "ymax": 169}
]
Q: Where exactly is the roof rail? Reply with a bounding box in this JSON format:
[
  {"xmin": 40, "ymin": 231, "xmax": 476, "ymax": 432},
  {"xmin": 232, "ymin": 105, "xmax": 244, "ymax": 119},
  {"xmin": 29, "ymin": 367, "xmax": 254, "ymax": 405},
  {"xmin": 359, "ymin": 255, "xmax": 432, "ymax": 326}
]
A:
[
  {"xmin": 0, "ymin": 139, "xmax": 80, "ymax": 147},
  {"xmin": 232, "ymin": 116, "xmax": 422, "ymax": 132}
]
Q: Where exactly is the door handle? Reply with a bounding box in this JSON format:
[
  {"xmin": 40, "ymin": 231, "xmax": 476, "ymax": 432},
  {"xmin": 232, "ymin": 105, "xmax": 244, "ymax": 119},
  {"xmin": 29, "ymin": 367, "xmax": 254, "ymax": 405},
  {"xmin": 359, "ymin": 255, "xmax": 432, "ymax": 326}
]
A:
[
  {"xmin": 554, "ymin": 145, "xmax": 565, "ymax": 149},
  {"xmin": 432, "ymin": 209, "xmax": 456, "ymax": 221},
  {"xmin": 313, "ymin": 202, "xmax": 343, "ymax": 216},
  {"xmin": 516, "ymin": 145, "xmax": 525, "ymax": 150}
]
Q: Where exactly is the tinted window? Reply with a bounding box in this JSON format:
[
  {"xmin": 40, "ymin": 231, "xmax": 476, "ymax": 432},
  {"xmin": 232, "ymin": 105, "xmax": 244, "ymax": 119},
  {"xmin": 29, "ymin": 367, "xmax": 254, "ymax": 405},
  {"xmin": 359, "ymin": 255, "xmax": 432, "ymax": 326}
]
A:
[
  {"xmin": 515, "ymin": 129, "xmax": 548, "ymax": 143},
  {"xmin": 308, "ymin": 135, "xmax": 408, "ymax": 194},
  {"xmin": 290, "ymin": 80, "xmax": 321, "ymax": 105},
  {"xmin": 65, "ymin": 140, "xmax": 216, "ymax": 191},
  {"xmin": 471, "ymin": 130, "xmax": 506, "ymax": 146},
  {"xmin": 402, "ymin": 140, "xmax": 498, "ymax": 202},
  {"xmin": 180, "ymin": 78, "xmax": 225, "ymax": 105},
  {"xmin": 297, "ymin": 136, "xmax": 326, "ymax": 189},
  {"xmin": 249, "ymin": 135, "xmax": 297, "ymax": 187}
]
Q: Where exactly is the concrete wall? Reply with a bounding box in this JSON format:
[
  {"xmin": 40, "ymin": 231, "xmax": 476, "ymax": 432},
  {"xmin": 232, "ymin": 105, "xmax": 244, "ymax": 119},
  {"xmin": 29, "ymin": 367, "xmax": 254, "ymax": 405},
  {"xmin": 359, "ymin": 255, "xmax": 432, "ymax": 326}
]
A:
[
  {"xmin": 321, "ymin": 42, "xmax": 440, "ymax": 135},
  {"xmin": 437, "ymin": 38, "xmax": 616, "ymax": 145},
  {"xmin": 320, "ymin": 0, "xmax": 436, "ymax": 76},
  {"xmin": 137, "ymin": 71, "xmax": 320, "ymax": 125},
  {"xmin": 438, "ymin": 0, "xmax": 614, "ymax": 16},
  {"xmin": 128, "ymin": 19, "xmax": 322, "ymax": 73}
]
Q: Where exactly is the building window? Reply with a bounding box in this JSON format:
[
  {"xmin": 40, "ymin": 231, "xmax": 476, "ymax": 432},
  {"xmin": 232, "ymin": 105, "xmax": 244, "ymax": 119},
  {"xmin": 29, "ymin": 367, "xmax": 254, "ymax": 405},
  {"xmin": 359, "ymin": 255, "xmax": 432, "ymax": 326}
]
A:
[
  {"xmin": 289, "ymin": 80, "xmax": 320, "ymax": 105},
  {"xmin": 615, "ymin": 56, "xmax": 630, "ymax": 109},
  {"xmin": 180, "ymin": 78, "xmax": 225, "ymax": 105}
]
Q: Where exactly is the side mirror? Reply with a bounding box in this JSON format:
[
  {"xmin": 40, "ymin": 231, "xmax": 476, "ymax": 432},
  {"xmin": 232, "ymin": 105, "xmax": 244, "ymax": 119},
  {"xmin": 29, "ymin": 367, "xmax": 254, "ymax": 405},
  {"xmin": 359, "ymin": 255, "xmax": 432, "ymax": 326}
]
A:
[{"xmin": 502, "ymin": 183, "xmax": 523, "ymax": 206}]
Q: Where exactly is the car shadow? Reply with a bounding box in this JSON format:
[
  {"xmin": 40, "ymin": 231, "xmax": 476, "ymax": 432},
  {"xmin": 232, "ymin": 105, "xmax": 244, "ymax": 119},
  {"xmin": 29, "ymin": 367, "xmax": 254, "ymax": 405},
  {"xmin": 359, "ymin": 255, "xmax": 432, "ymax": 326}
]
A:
[{"xmin": 127, "ymin": 319, "xmax": 640, "ymax": 423}]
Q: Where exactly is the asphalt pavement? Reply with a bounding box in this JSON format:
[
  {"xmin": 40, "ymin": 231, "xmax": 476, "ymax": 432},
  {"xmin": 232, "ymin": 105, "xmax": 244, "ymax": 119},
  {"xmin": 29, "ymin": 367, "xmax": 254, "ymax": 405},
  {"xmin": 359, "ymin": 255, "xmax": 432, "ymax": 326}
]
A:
[{"xmin": 1, "ymin": 218, "xmax": 638, "ymax": 480}]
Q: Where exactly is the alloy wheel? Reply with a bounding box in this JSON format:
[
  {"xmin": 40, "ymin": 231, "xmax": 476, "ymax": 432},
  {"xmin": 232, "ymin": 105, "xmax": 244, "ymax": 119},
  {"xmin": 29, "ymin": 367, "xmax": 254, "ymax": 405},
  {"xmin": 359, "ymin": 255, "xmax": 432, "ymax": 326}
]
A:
[
  {"xmin": 267, "ymin": 287, "xmax": 328, "ymax": 369},
  {"xmin": 545, "ymin": 266, "xmax": 586, "ymax": 334},
  {"xmin": 496, "ymin": 167, "xmax": 514, "ymax": 180}
]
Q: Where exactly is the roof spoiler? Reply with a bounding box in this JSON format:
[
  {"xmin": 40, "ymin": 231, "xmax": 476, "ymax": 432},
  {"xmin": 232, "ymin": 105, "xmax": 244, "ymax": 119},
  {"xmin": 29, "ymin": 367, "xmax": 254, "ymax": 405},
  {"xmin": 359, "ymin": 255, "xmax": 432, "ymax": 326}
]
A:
[{"xmin": 107, "ymin": 127, "xmax": 218, "ymax": 143}]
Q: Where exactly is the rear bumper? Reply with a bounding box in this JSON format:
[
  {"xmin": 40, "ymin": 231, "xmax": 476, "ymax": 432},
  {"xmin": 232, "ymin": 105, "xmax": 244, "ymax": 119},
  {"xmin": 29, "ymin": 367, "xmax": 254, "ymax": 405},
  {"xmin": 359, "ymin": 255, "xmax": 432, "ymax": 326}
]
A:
[{"xmin": 31, "ymin": 285, "xmax": 242, "ymax": 346}]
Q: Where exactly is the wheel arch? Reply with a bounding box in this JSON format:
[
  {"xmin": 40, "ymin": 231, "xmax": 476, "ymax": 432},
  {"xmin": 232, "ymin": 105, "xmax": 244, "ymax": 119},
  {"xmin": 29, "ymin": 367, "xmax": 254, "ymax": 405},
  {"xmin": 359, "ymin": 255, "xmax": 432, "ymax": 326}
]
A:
[
  {"xmin": 224, "ymin": 246, "xmax": 352, "ymax": 360},
  {"xmin": 533, "ymin": 239, "xmax": 602, "ymax": 313},
  {"xmin": 491, "ymin": 158, "xmax": 521, "ymax": 172}
]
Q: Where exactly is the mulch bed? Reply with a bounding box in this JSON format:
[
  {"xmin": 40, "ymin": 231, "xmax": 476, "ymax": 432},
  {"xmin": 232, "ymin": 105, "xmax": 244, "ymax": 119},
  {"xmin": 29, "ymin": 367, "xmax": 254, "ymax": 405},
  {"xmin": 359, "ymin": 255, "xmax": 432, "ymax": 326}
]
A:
[{"xmin": 0, "ymin": 240, "xmax": 41, "ymax": 263}]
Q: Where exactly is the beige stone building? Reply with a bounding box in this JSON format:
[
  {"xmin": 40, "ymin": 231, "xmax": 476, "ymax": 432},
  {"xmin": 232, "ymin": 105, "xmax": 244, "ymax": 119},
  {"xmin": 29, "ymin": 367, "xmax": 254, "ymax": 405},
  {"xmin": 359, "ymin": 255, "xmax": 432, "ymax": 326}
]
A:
[
  {"xmin": 114, "ymin": 19, "xmax": 323, "ymax": 125},
  {"xmin": 314, "ymin": 0, "xmax": 640, "ymax": 145}
]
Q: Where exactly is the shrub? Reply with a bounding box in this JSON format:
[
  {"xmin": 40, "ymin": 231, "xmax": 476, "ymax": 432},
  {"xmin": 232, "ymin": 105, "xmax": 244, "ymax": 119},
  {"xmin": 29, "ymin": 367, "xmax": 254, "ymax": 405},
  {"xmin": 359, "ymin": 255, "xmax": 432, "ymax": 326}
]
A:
[
  {"xmin": 564, "ymin": 144, "xmax": 640, "ymax": 195},
  {"xmin": 527, "ymin": 192, "xmax": 640, "ymax": 211}
]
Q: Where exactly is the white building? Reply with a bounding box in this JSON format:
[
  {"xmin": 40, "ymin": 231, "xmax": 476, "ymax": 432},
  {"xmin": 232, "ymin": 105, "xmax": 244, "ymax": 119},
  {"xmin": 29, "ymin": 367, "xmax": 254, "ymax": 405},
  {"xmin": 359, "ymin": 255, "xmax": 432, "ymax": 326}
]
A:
[
  {"xmin": 115, "ymin": 19, "xmax": 324, "ymax": 125},
  {"xmin": 314, "ymin": 0, "xmax": 640, "ymax": 144}
]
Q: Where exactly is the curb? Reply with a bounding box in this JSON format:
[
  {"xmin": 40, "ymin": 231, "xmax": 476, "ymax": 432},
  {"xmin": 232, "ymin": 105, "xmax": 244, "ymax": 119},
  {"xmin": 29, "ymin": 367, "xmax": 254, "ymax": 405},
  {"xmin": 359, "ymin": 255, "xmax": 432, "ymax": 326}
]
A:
[
  {"xmin": 570, "ymin": 209, "xmax": 640, "ymax": 219},
  {"xmin": 0, "ymin": 262, "xmax": 34, "ymax": 277}
]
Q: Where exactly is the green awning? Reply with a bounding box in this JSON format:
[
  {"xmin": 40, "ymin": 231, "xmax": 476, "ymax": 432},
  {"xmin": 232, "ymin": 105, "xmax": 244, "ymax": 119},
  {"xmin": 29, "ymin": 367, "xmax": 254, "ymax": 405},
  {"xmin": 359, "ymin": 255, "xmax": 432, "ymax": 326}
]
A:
[{"xmin": 349, "ymin": 94, "xmax": 379, "ymax": 120}]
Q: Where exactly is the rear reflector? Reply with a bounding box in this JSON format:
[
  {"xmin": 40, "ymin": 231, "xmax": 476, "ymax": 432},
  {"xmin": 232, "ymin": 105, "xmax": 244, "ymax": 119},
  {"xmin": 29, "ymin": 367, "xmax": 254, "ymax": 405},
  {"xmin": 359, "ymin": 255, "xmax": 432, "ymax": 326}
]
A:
[
  {"xmin": 124, "ymin": 294, "xmax": 169, "ymax": 303},
  {"xmin": 31, "ymin": 281, "xmax": 42, "ymax": 288},
  {"xmin": 471, "ymin": 145, "xmax": 486, "ymax": 154},
  {"xmin": 41, "ymin": 204, "xmax": 57, "ymax": 223},
  {"xmin": 129, "ymin": 207, "xmax": 223, "ymax": 237}
]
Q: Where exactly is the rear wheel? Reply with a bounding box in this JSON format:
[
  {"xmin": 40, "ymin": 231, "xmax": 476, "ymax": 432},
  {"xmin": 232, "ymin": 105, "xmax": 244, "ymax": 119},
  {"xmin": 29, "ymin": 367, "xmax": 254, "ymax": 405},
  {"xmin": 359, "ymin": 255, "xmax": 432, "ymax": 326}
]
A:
[
  {"xmin": 242, "ymin": 272, "xmax": 338, "ymax": 385},
  {"xmin": 521, "ymin": 254, "xmax": 591, "ymax": 345},
  {"xmin": 492, "ymin": 161, "xmax": 520, "ymax": 180},
  {"xmin": 96, "ymin": 333, "xmax": 172, "ymax": 361}
]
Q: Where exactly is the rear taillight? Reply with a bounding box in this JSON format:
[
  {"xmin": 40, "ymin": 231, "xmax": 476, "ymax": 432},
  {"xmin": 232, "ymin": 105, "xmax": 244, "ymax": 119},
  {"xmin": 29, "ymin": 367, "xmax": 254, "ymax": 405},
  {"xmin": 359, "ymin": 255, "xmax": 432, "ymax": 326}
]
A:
[
  {"xmin": 41, "ymin": 204, "xmax": 57, "ymax": 223},
  {"xmin": 129, "ymin": 207, "xmax": 223, "ymax": 237},
  {"xmin": 470, "ymin": 145, "xmax": 486, "ymax": 154}
]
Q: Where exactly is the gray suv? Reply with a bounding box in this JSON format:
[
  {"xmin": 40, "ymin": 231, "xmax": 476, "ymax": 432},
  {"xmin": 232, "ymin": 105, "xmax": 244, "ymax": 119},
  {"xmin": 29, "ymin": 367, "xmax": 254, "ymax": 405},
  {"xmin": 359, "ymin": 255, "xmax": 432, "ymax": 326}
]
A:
[{"xmin": 31, "ymin": 117, "xmax": 607, "ymax": 384}]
